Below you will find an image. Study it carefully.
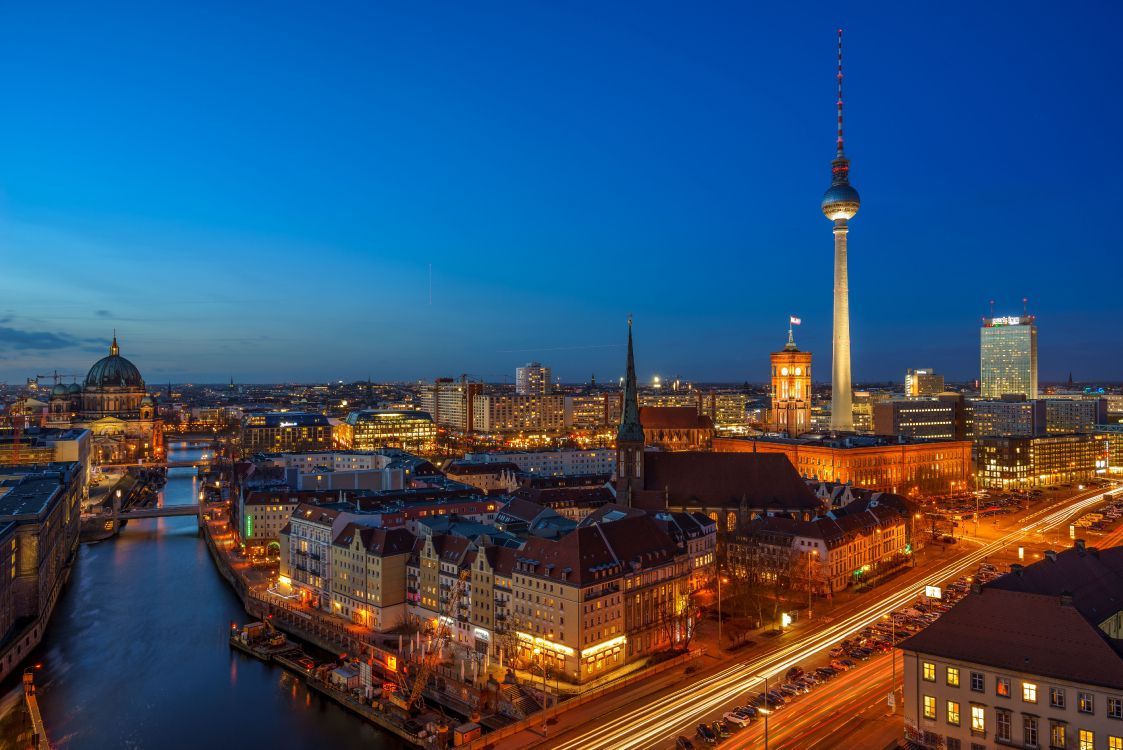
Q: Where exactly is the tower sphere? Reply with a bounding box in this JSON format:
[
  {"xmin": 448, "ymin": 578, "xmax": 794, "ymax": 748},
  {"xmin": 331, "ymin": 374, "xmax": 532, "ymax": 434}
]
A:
[{"xmin": 821, "ymin": 181, "xmax": 860, "ymax": 221}]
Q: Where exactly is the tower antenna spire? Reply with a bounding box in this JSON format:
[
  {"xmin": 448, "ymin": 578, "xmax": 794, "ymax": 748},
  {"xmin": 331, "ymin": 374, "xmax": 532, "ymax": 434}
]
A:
[{"xmin": 837, "ymin": 28, "xmax": 845, "ymax": 157}]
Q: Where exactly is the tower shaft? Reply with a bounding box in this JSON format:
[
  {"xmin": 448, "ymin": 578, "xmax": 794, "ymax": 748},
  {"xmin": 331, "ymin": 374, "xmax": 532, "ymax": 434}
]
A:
[{"xmin": 831, "ymin": 219, "xmax": 853, "ymax": 431}]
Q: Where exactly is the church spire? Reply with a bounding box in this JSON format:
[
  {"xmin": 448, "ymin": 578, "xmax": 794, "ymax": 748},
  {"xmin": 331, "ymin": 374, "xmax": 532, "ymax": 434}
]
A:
[
  {"xmin": 618, "ymin": 316, "xmax": 643, "ymax": 443},
  {"xmin": 110, "ymin": 330, "xmax": 119, "ymax": 356}
]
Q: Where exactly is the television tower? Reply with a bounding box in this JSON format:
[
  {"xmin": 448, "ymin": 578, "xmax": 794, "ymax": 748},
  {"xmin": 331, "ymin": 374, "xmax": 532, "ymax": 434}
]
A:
[{"xmin": 822, "ymin": 29, "xmax": 860, "ymax": 432}]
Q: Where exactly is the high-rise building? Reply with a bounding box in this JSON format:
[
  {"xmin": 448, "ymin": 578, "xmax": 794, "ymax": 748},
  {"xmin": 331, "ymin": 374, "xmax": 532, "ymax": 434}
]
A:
[
  {"xmin": 980, "ymin": 315, "xmax": 1038, "ymax": 399},
  {"xmin": 972, "ymin": 395, "xmax": 1047, "ymax": 438},
  {"xmin": 417, "ymin": 377, "xmax": 481, "ymax": 432},
  {"xmin": 770, "ymin": 327, "xmax": 812, "ymax": 437},
  {"xmin": 515, "ymin": 362, "xmax": 551, "ymax": 396},
  {"xmin": 873, "ymin": 395, "xmax": 967, "ymax": 441},
  {"xmin": 821, "ymin": 31, "xmax": 860, "ymax": 432},
  {"xmin": 904, "ymin": 368, "xmax": 944, "ymax": 397},
  {"xmin": 339, "ymin": 409, "xmax": 437, "ymax": 453},
  {"xmin": 470, "ymin": 393, "xmax": 565, "ymax": 433}
]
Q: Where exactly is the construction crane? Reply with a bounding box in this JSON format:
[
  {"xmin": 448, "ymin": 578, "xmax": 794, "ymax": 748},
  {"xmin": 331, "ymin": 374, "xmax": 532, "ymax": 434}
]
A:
[
  {"xmin": 395, "ymin": 568, "xmax": 471, "ymax": 712},
  {"xmin": 27, "ymin": 371, "xmax": 82, "ymax": 389}
]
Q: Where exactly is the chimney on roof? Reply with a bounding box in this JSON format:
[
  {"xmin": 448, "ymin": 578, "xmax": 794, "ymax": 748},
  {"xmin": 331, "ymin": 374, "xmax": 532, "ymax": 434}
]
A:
[
  {"xmin": 1075, "ymin": 538, "xmax": 1086, "ymax": 554},
  {"xmin": 1060, "ymin": 591, "xmax": 1074, "ymax": 607},
  {"xmin": 1044, "ymin": 549, "xmax": 1057, "ymax": 562}
]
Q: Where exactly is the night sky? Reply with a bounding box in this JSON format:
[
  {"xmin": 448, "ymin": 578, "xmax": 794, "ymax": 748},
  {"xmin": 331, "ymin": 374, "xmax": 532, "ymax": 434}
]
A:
[{"xmin": 1, "ymin": 2, "xmax": 1119, "ymax": 385}]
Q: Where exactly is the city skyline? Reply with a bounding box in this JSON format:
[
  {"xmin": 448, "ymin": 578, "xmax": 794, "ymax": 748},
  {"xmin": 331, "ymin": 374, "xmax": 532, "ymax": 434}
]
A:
[{"xmin": 1, "ymin": 3, "xmax": 1121, "ymax": 383}]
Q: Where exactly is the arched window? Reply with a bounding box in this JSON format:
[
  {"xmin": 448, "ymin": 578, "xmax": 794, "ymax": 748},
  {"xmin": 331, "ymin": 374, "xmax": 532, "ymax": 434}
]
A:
[{"xmin": 726, "ymin": 511, "xmax": 737, "ymax": 532}]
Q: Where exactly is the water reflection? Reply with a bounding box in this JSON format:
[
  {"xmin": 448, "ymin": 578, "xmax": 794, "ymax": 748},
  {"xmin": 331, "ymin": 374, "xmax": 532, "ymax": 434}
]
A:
[{"xmin": 1, "ymin": 442, "xmax": 403, "ymax": 749}]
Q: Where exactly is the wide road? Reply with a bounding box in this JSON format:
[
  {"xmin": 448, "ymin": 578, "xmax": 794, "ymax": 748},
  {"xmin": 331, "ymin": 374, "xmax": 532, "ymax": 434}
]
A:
[{"xmin": 546, "ymin": 487, "xmax": 1114, "ymax": 750}]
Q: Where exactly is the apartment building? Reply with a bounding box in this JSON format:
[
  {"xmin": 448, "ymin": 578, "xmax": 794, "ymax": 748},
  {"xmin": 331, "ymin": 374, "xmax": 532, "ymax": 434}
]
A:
[
  {"xmin": 901, "ymin": 544, "xmax": 1123, "ymax": 750},
  {"xmin": 278, "ymin": 503, "xmax": 378, "ymax": 610},
  {"xmin": 329, "ymin": 524, "xmax": 414, "ymax": 631}
]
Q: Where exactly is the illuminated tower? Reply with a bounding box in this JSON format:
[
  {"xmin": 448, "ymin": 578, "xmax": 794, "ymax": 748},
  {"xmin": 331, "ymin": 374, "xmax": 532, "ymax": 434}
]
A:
[
  {"xmin": 770, "ymin": 324, "xmax": 813, "ymax": 437},
  {"xmin": 822, "ymin": 29, "xmax": 860, "ymax": 432},
  {"xmin": 614, "ymin": 317, "xmax": 644, "ymax": 506}
]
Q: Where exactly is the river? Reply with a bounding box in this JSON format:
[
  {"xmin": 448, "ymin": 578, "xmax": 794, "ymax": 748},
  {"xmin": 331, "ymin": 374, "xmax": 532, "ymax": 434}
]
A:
[{"xmin": 1, "ymin": 441, "xmax": 404, "ymax": 750}]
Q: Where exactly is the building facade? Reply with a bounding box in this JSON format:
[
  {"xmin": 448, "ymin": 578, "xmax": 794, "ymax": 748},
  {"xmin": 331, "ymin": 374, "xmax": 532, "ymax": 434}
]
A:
[
  {"xmin": 873, "ymin": 396, "xmax": 966, "ymax": 441},
  {"xmin": 905, "ymin": 368, "xmax": 945, "ymax": 397},
  {"xmin": 417, "ymin": 378, "xmax": 482, "ymax": 432},
  {"xmin": 976, "ymin": 434, "xmax": 1106, "ymax": 489},
  {"xmin": 515, "ymin": 362, "xmax": 552, "ymax": 396},
  {"xmin": 714, "ymin": 435, "xmax": 973, "ymax": 498},
  {"xmin": 770, "ymin": 332, "xmax": 812, "ymax": 437},
  {"xmin": 241, "ymin": 412, "xmax": 333, "ymax": 454},
  {"xmin": 339, "ymin": 410, "xmax": 437, "ymax": 454},
  {"xmin": 980, "ymin": 315, "xmax": 1038, "ymax": 399},
  {"xmin": 464, "ymin": 448, "xmax": 615, "ymax": 477},
  {"xmin": 471, "ymin": 393, "xmax": 566, "ymax": 434},
  {"xmin": 971, "ymin": 396, "xmax": 1047, "ymax": 438},
  {"xmin": 900, "ymin": 545, "xmax": 1123, "ymax": 750}
]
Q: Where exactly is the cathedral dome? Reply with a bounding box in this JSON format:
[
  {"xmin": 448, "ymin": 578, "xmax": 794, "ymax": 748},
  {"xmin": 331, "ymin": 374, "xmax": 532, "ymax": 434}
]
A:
[
  {"xmin": 68, "ymin": 383, "xmax": 82, "ymax": 394},
  {"xmin": 51, "ymin": 383, "xmax": 68, "ymax": 397},
  {"xmin": 85, "ymin": 336, "xmax": 144, "ymax": 389}
]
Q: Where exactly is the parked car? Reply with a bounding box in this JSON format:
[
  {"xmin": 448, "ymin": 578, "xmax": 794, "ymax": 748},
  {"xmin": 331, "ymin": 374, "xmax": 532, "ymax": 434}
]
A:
[
  {"xmin": 711, "ymin": 720, "xmax": 731, "ymax": 738},
  {"xmin": 676, "ymin": 737, "xmax": 696, "ymax": 750},
  {"xmin": 696, "ymin": 724, "xmax": 716, "ymax": 744},
  {"xmin": 786, "ymin": 666, "xmax": 805, "ymax": 681},
  {"xmin": 723, "ymin": 712, "xmax": 751, "ymax": 728}
]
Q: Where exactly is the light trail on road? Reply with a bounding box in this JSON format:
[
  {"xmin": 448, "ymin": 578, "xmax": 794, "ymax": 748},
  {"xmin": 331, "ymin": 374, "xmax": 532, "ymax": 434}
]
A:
[{"xmin": 549, "ymin": 489, "xmax": 1114, "ymax": 750}]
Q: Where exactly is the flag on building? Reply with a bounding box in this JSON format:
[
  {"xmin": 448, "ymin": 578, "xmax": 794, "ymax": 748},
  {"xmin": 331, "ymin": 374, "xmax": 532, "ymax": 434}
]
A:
[{"xmin": 790, "ymin": 316, "xmax": 802, "ymax": 326}]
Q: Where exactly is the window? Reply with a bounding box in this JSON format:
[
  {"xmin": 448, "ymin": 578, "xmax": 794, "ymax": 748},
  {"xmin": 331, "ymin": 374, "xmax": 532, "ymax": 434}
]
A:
[
  {"xmin": 1024, "ymin": 682, "xmax": 1038, "ymax": 703},
  {"xmin": 1024, "ymin": 716, "xmax": 1038, "ymax": 748},
  {"xmin": 1051, "ymin": 723, "xmax": 1066, "ymax": 749},
  {"xmin": 996, "ymin": 709, "xmax": 1011, "ymax": 741},
  {"xmin": 1110, "ymin": 696, "xmax": 1122, "ymax": 720},
  {"xmin": 923, "ymin": 662, "xmax": 936, "ymax": 681},
  {"xmin": 971, "ymin": 705, "xmax": 986, "ymax": 735},
  {"xmin": 1080, "ymin": 692, "xmax": 1095, "ymax": 714},
  {"xmin": 947, "ymin": 700, "xmax": 960, "ymax": 726},
  {"xmin": 997, "ymin": 676, "xmax": 1011, "ymax": 698},
  {"xmin": 947, "ymin": 667, "xmax": 960, "ymax": 687},
  {"xmin": 946, "ymin": 740, "xmax": 961, "ymax": 750},
  {"xmin": 1080, "ymin": 730, "xmax": 1095, "ymax": 750},
  {"xmin": 1051, "ymin": 687, "xmax": 1067, "ymax": 709},
  {"xmin": 1110, "ymin": 736, "xmax": 1122, "ymax": 750},
  {"xmin": 971, "ymin": 671, "xmax": 984, "ymax": 692}
]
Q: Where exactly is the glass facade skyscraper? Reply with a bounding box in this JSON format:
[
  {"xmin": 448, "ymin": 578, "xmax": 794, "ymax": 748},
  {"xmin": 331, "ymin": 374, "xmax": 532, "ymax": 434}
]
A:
[{"xmin": 980, "ymin": 316, "xmax": 1038, "ymax": 399}]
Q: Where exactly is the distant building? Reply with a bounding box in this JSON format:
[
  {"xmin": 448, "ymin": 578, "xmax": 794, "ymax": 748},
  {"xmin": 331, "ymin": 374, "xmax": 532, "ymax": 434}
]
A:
[
  {"xmin": 329, "ymin": 524, "xmax": 414, "ymax": 631},
  {"xmin": 900, "ymin": 544, "xmax": 1123, "ymax": 750},
  {"xmin": 1045, "ymin": 398, "xmax": 1107, "ymax": 434},
  {"xmin": 464, "ymin": 448, "xmax": 615, "ymax": 477},
  {"xmin": 0, "ymin": 462, "xmax": 83, "ymax": 682},
  {"xmin": 873, "ymin": 395, "xmax": 966, "ymax": 441},
  {"xmin": 972, "ymin": 396, "xmax": 1047, "ymax": 438},
  {"xmin": 515, "ymin": 362, "xmax": 552, "ymax": 396},
  {"xmin": 417, "ymin": 377, "xmax": 482, "ymax": 432},
  {"xmin": 639, "ymin": 406, "xmax": 714, "ymax": 451},
  {"xmin": 0, "ymin": 428, "xmax": 91, "ymax": 490},
  {"xmin": 241, "ymin": 412, "xmax": 333, "ymax": 454},
  {"xmin": 905, "ymin": 368, "xmax": 945, "ymax": 397},
  {"xmin": 770, "ymin": 330, "xmax": 812, "ymax": 437},
  {"xmin": 976, "ymin": 434, "xmax": 1106, "ymax": 489},
  {"xmin": 278, "ymin": 502, "xmax": 380, "ymax": 610},
  {"xmin": 714, "ymin": 434, "xmax": 973, "ymax": 498},
  {"xmin": 339, "ymin": 410, "xmax": 437, "ymax": 453},
  {"xmin": 563, "ymin": 393, "xmax": 621, "ymax": 430},
  {"xmin": 471, "ymin": 393, "xmax": 565, "ymax": 433},
  {"xmin": 444, "ymin": 461, "xmax": 519, "ymax": 493},
  {"xmin": 980, "ymin": 315, "xmax": 1038, "ymax": 399}
]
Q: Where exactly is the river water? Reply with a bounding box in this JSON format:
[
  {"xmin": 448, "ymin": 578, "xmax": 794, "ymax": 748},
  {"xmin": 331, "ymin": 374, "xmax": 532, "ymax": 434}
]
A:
[{"xmin": 1, "ymin": 441, "xmax": 404, "ymax": 750}]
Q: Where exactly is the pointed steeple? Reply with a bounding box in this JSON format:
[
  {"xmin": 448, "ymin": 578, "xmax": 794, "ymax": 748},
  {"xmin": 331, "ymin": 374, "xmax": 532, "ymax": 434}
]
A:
[
  {"xmin": 110, "ymin": 330, "xmax": 120, "ymax": 356},
  {"xmin": 618, "ymin": 316, "xmax": 643, "ymax": 443}
]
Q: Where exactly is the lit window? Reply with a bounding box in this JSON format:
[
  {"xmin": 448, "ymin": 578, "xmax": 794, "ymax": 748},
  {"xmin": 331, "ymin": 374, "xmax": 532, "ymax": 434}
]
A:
[
  {"xmin": 924, "ymin": 695, "xmax": 936, "ymax": 720},
  {"xmin": 947, "ymin": 700, "xmax": 960, "ymax": 726},
  {"xmin": 923, "ymin": 662, "xmax": 936, "ymax": 681},
  {"xmin": 1080, "ymin": 730, "xmax": 1095, "ymax": 750},
  {"xmin": 1051, "ymin": 687, "xmax": 1067, "ymax": 708},
  {"xmin": 971, "ymin": 705, "xmax": 986, "ymax": 734},
  {"xmin": 1110, "ymin": 736, "xmax": 1122, "ymax": 750},
  {"xmin": 1023, "ymin": 682, "xmax": 1037, "ymax": 703},
  {"xmin": 947, "ymin": 667, "xmax": 960, "ymax": 687},
  {"xmin": 1080, "ymin": 692, "xmax": 1095, "ymax": 714},
  {"xmin": 996, "ymin": 676, "xmax": 1011, "ymax": 697}
]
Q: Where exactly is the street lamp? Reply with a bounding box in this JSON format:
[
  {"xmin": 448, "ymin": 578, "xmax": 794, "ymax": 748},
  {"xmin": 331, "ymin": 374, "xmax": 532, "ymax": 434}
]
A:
[
  {"xmin": 807, "ymin": 550, "xmax": 818, "ymax": 618},
  {"xmin": 756, "ymin": 673, "xmax": 772, "ymax": 750},
  {"xmin": 717, "ymin": 575, "xmax": 728, "ymax": 650}
]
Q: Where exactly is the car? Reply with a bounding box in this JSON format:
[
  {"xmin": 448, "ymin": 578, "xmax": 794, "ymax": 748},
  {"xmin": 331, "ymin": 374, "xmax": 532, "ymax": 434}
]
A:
[
  {"xmin": 830, "ymin": 659, "xmax": 850, "ymax": 671},
  {"xmin": 776, "ymin": 685, "xmax": 798, "ymax": 698},
  {"xmin": 723, "ymin": 712, "xmax": 750, "ymax": 728},
  {"xmin": 711, "ymin": 721, "xmax": 731, "ymax": 738},
  {"xmin": 735, "ymin": 705, "xmax": 758, "ymax": 719},
  {"xmin": 676, "ymin": 737, "xmax": 696, "ymax": 750},
  {"xmin": 786, "ymin": 666, "xmax": 805, "ymax": 681},
  {"xmin": 839, "ymin": 658, "xmax": 857, "ymax": 669},
  {"xmin": 815, "ymin": 667, "xmax": 837, "ymax": 679},
  {"xmin": 829, "ymin": 646, "xmax": 845, "ymax": 657},
  {"xmin": 696, "ymin": 723, "xmax": 716, "ymax": 744}
]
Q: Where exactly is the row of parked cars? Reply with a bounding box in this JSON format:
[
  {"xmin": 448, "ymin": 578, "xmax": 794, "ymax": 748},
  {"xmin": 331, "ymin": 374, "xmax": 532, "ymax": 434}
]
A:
[{"xmin": 674, "ymin": 562, "xmax": 1004, "ymax": 749}]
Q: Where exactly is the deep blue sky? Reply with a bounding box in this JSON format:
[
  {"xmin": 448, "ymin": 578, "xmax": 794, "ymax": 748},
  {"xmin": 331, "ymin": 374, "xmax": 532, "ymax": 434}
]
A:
[{"xmin": 1, "ymin": 2, "xmax": 1120, "ymax": 385}]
